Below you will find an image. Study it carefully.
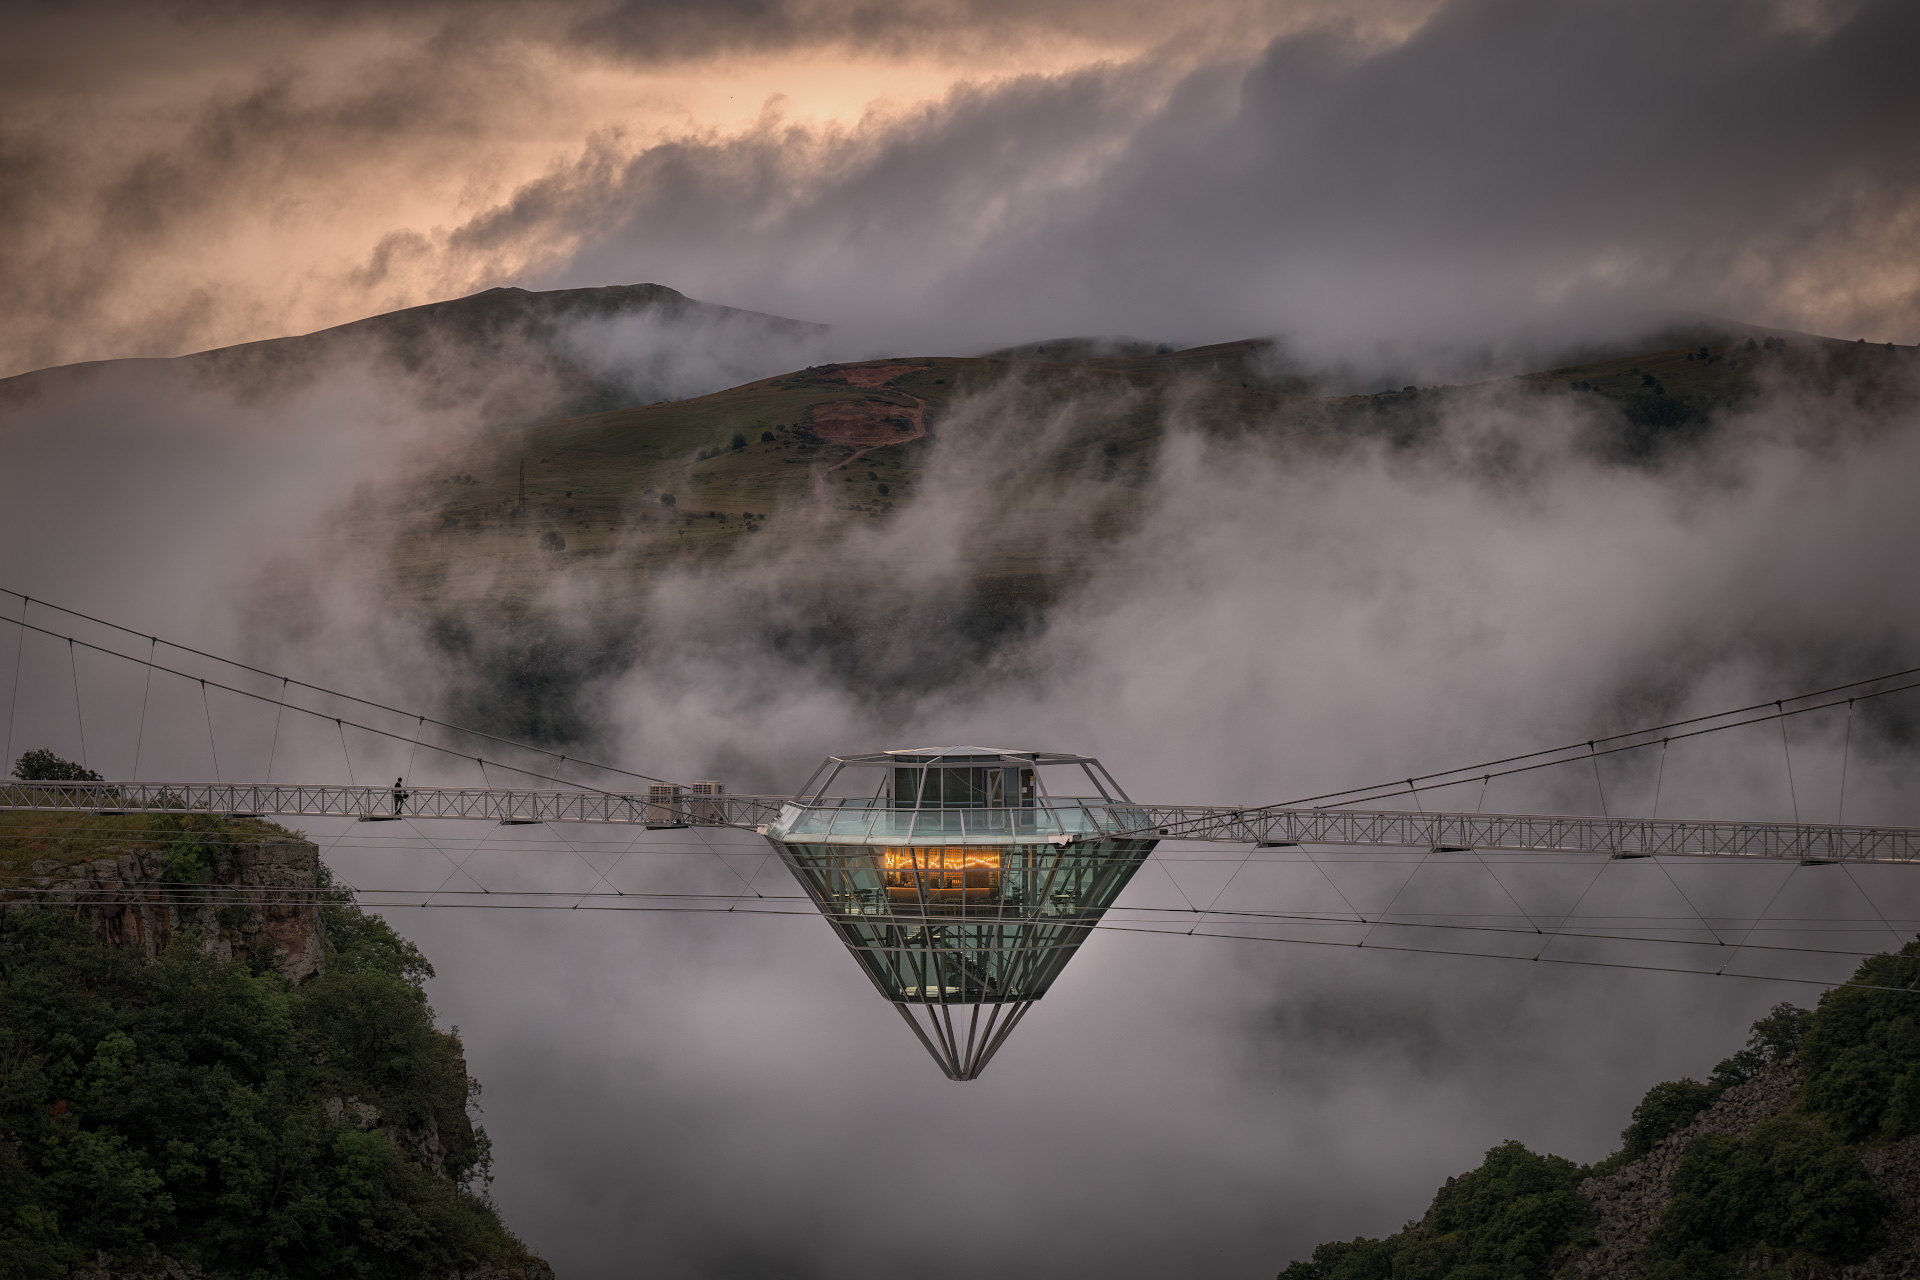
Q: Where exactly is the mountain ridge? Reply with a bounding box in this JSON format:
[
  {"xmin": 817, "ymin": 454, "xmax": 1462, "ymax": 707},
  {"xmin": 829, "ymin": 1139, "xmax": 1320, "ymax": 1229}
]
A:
[{"xmin": 0, "ymin": 283, "xmax": 829, "ymax": 429}]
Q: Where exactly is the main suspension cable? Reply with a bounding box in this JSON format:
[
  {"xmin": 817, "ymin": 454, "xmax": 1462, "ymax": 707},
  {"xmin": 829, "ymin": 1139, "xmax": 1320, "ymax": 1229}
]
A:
[
  {"xmin": 1282, "ymin": 664, "xmax": 1920, "ymax": 810},
  {"xmin": 0, "ymin": 586, "xmax": 673, "ymax": 787},
  {"xmin": 0, "ymin": 614, "xmax": 659, "ymax": 795},
  {"xmin": 1285, "ymin": 673, "xmax": 1920, "ymax": 811}
]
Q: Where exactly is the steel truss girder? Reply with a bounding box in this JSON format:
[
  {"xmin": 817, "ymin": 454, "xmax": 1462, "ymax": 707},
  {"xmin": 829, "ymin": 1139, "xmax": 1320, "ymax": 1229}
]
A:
[
  {"xmin": 0, "ymin": 781, "xmax": 787, "ymax": 829},
  {"xmin": 5, "ymin": 782, "xmax": 1920, "ymax": 863},
  {"xmin": 1122, "ymin": 805, "xmax": 1920, "ymax": 863}
]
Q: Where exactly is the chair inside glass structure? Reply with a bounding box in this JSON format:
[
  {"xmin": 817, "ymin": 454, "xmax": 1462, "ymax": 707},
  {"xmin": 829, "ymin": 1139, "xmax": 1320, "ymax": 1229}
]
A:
[{"xmin": 761, "ymin": 748, "xmax": 1157, "ymax": 1079}]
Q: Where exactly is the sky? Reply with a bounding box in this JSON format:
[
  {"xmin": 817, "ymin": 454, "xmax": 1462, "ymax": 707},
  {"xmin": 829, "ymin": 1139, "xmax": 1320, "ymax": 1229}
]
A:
[
  {"xmin": 4, "ymin": 0, "xmax": 1920, "ymax": 380},
  {"xmin": 6, "ymin": 2, "xmax": 1920, "ymax": 1277}
]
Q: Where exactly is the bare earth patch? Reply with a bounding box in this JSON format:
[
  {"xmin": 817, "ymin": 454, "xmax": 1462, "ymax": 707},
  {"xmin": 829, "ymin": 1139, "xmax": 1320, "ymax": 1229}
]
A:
[
  {"xmin": 805, "ymin": 397, "xmax": 923, "ymax": 446},
  {"xmin": 829, "ymin": 361, "xmax": 928, "ymax": 389},
  {"xmin": 804, "ymin": 393, "xmax": 928, "ymax": 497}
]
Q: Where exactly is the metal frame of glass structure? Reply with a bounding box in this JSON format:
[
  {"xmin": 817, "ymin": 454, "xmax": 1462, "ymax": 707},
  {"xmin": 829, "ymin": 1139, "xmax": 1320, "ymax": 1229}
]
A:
[{"xmin": 760, "ymin": 747, "xmax": 1158, "ymax": 1079}]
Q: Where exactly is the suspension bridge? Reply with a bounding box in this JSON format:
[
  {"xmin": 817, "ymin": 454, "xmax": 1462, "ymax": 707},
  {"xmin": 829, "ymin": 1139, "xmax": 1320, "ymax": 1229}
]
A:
[{"xmin": 6, "ymin": 585, "xmax": 1920, "ymax": 1078}]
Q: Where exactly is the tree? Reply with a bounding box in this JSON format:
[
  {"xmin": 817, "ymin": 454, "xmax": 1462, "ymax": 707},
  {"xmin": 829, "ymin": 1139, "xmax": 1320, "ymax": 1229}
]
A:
[
  {"xmin": 12, "ymin": 749, "xmax": 100, "ymax": 782},
  {"xmin": 1800, "ymin": 941, "xmax": 1920, "ymax": 1141},
  {"xmin": 1275, "ymin": 1141, "xmax": 1591, "ymax": 1280},
  {"xmin": 1620, "ymin": 1080, "xmax": 1718, "ymax": 1159},
  {"xmin": 660, "ymin": 493, "xmax": 676, "ymax": 507},
  {"xmin": 0, "ymin": 898, "xmax": 542, "ymax": 1275},
  {"xmin": 1649, "ymin": 1119, "xmax": 1887, "ymax": 1275},
  {"xmin": 1612, "ymin": 1003, "xmax": 1811, "ymax": 1163},
  {"xmin": 731, "ymin": 432, "xmax": 747, "ymax": 450}
]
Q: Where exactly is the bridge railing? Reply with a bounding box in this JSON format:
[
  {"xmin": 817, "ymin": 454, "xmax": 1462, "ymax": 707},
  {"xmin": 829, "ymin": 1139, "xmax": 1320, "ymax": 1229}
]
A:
[
  {"xmin": 5, "ymin": 782, "xmax": 1919, "ymax": 862},
  {"xmin": 0, "ymin": 781, "xmax": 789, "ymax": 830},
  {"xmin": 1119, "ymin": 805, "xmax": 1920, "ymax": 863}
]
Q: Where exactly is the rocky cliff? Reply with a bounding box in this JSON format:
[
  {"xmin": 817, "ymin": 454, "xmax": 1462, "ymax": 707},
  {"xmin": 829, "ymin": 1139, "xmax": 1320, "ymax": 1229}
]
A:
[{"xmin": 7, "ymin": 829, "xmax": 327, "ymax": 983}]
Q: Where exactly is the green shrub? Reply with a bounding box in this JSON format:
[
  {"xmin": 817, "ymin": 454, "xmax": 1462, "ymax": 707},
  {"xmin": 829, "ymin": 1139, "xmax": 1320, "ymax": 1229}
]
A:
[{"xmin": 146, "ymin": 811, "xmax": 227, "ymax": 886}]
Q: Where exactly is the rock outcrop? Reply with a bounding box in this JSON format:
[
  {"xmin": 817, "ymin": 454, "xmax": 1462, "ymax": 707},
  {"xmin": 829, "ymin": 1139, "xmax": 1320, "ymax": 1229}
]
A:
[{"xmin": 3, "ymin": 831, "xmax": 327, "ymax": 982}]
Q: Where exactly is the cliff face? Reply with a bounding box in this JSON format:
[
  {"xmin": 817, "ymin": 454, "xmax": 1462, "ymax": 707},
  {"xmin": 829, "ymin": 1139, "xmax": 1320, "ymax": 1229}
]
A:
[{"xmin": 13, "ymin": 833, "xmax": 328, "ymax": 983}]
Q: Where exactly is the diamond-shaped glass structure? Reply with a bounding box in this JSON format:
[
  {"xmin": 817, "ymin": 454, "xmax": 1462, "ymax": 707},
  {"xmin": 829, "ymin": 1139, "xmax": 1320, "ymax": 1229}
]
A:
[{"xmin": 761, "ymin": 748, "xmax": 1157, "ymax": 1079}]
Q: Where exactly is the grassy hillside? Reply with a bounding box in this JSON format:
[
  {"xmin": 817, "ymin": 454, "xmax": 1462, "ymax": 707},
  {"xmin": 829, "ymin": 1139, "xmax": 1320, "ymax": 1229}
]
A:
[
  {"xmin": 323, "ymin": 317, "xmax": 1920, "ymax": 743},
  {"xmin": 370, "ymin": 327, "xmax": 1918, "ymax": 613},
  {"xmin": 370, "ymin": 353, "xmax": 1302, "ymax": 614}
]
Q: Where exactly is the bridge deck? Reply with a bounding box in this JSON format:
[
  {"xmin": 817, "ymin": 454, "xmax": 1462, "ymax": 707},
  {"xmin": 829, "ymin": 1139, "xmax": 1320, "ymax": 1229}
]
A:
[{"xmin": 4, "ymin": 782, "xmax": 1918, "ymax": 863}]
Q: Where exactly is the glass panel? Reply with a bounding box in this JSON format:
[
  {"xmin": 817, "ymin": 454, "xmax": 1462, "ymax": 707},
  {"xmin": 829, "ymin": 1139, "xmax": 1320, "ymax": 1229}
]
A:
[
  {"xmin": 973, "ymin": 808, "xmax": 1012, "ymax": 837},
  {"xmin": 828, "ymin": 809, "xmax": 871, "ymax": 836},
  {"xmin": 922, "ymin": 810, "xmax": 963, "ymax": 837},
  {"xmin": 871, "ymin": 808, "xmax": 915, "ymax": 841},
  {"xmin": 939, "ymin": 767, "xmax": 987, "ymax": 807},
  {"xmin": 788, "ymin": 808, "xmax": 832, "ymax": 834}
]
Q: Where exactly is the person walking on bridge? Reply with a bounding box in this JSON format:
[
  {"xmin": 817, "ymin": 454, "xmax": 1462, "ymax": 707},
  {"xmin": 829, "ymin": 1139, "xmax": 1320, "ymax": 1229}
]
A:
[{"xmin": 391, "ymin": 776, "xmax": 409, "ymax": 817}]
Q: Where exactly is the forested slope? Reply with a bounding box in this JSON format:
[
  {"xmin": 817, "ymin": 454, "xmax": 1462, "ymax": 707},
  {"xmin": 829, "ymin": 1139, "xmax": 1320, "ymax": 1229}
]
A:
[
  {"xmin": 0, "ymin": 792, "xmax": 550, "ymax": 1280},
  {"xmin": 1276, "ymin": 943, "xmax": 1920, "ymax": 1280}
]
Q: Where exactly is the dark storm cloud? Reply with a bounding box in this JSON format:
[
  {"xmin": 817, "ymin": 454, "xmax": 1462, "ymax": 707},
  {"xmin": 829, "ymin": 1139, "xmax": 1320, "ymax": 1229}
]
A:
[
  {"xmin": 0, "ymin": 0, "xmax": 1323, "ymax": 373},
  {"xmin": 470, "ymin": 0, "xmax": 1920, "ymax": 364},
  {"xmin": 16, "ymin": 0, "xmax": 1917, "ymax": 378},
  {"xmin": 0, "ymin": 9, "xmax": 555, "ymax": 374}
]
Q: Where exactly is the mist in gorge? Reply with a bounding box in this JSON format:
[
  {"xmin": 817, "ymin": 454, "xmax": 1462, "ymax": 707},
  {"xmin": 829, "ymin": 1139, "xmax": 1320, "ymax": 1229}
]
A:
[{"xmin": 6, "ymin": 2, "xmax": 1920, "ymax": 1278}]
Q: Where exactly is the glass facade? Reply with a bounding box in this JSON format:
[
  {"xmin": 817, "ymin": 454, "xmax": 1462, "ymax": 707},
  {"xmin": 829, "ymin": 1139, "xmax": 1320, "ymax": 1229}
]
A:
[
  {"xmin": 774, "ymin": 834, "xmax": 1154, "ymax": 1004},
  {"xmin": 889, "ymin": 765, "xmax": 1037, "ymax": 808},
  {"xmin": 765, "ymin": 748, "xmax": 1154, "ymax": 1079}
]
